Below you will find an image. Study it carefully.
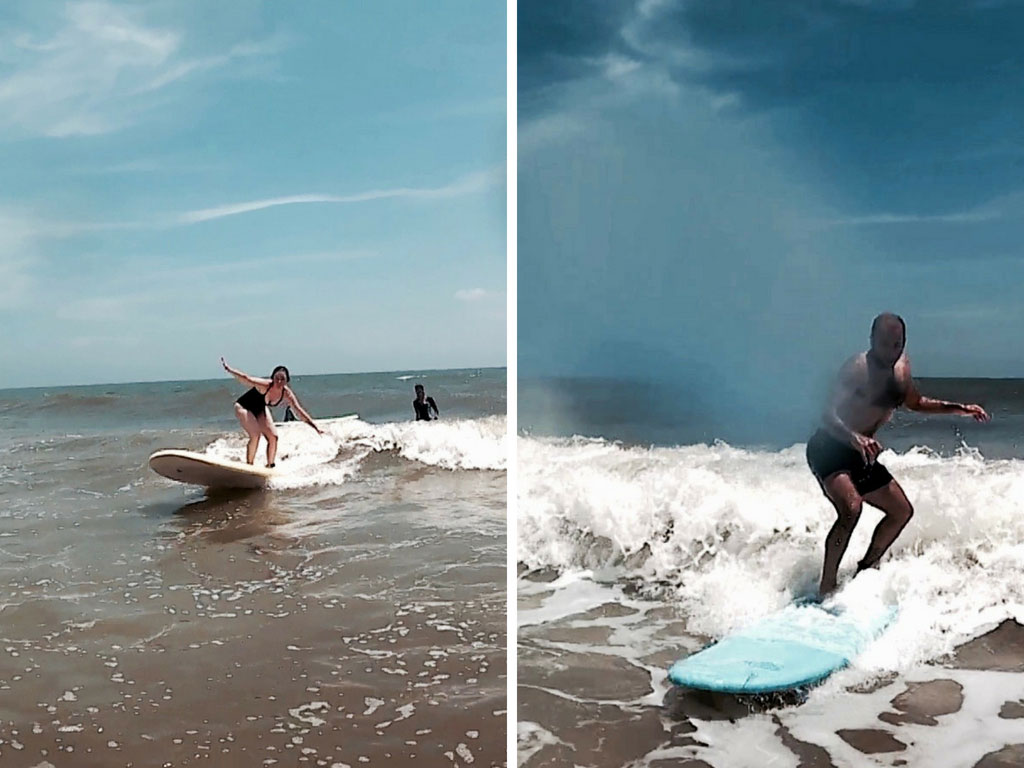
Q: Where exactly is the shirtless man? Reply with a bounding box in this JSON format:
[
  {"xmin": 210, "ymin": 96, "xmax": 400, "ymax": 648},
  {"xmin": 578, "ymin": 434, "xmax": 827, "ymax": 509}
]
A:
[
  {"xmin": 807, "ymin": 313, "xmax": 990, "ymax": 596},
  {"xmin": 413, "ymin": 384, "xmax": 440, "ymax": 421}
]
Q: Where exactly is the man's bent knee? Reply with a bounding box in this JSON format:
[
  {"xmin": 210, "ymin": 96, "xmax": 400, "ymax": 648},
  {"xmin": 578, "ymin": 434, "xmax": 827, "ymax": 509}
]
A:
[
  {"xmin": 836, "ymin": 500, "xmax": 862, "ymax": 531},
  {"xmin": 896, "ymin": 500, "xmax": 914, "ymax": 525}
]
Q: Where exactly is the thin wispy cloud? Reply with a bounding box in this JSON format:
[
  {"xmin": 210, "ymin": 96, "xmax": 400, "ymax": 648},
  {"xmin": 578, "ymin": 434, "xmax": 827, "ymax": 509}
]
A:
[
  {"xmin": 68, "ymin": 334, "xmax": 142, "ymax": 350},
  {"xmin": 177, "ymin": 167, "xmax": 504, "ymax": 224},
  {"xmin": 368, "ymin": 95, "xmax": 506, "ymax": 128},
  {"xmin": 602, "ymin": 54, "xmax": 643, "ymax": 81},
  {"xmin": 56, "ymin": 295, "xmax": 144, "ymax": 323},
  {"xmin": 55, "ymin": 279, "xmax": 279, "ymax": 323},
  {"xmin": 817, "ymin": 193, "xmax": 1018, "ymax": 227},
  {"xmin": 917, "ymin": 305, "xmax": 1007, "ymax": 322},
  {"xmin": 455, "ymin": 288, "xmax": 495, "ymax": 302},
  {"xmin": 620, "ymin": 15, "xmax": 722, "ymax": 75},
  {"xmin": 135, "ymin": 37, "xmax": 287, "ymax": 94},
  {"xmin": 68, "ymin": 156, "xmax": 224, "ymax": 175},
  {"xmin": 0, "ymin": 255, "xmax": 35, "ymax": 310},
  {"xmin": 70, "ymin": 158, "xmax": 166, "ymax": 175},
  {"xmin": 0, "ymin": 168, "xmax": 503, "ymax": 245},
  {"xmin": 123, "ymin": 249, "xmax": 374, "ymax": 285},
  {"xmin": 51, "ymin": 249, "xmax": 373, "ymax": 323},
  {"xmin": 0, "ymin": 208, "xmax": 43, "ymax": 310},
  {"xmin": 1, "ymin": 0, "xmax": 505, "ymax": 387},
  {"xmin": 519, "ymin": 113, "xmax": 591, "ymax": 155},
  {"xmin": 0, "ymin": 1, "xmax": 281, "ymax": 138},
  {"xmin": 819, "ymin": 210, "xmax": 1002, "ymax": 227}
]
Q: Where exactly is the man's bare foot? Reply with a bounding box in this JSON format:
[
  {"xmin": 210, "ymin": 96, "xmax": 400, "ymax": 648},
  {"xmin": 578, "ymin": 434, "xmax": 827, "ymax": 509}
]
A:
[{"xmin": 855, "ymin": 558, "xmax": 880, "ymax": 575}]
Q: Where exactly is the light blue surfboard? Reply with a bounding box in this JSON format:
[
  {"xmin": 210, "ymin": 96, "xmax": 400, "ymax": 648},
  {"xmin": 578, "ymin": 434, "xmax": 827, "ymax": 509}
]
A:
[{"xmin": 667, "ymin": 601, "xmax": 898, "ymax": 694}]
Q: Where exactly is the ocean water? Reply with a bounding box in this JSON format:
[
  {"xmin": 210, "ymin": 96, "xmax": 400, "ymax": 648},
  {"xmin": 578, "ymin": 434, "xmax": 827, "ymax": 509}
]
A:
[
  {"xmin": 0, "ymin": 367, "xmax": 507, "ymax": 767},
  {"xmin": 518, "ymin": 376, "xmax": 1024, "ymax": 768}
]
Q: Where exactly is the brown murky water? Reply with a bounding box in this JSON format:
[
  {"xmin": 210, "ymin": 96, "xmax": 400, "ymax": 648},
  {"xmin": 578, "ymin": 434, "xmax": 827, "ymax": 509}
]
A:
[{"xmin": 1, "ymin": 412, "xmax": 507, "ymax": 768}]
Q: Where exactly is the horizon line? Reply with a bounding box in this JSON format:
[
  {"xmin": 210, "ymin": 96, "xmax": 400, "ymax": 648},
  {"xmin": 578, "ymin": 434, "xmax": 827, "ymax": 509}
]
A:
[{"xmin": 1, "ymin": 364, "xmax": 507, "ymax": 393}]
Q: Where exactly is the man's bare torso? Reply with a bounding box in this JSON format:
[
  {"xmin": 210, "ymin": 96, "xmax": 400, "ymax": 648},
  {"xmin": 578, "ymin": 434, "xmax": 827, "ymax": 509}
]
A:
[{"xmin": 830, "ymin": 353, "xmax": 910, "ymax": 438}]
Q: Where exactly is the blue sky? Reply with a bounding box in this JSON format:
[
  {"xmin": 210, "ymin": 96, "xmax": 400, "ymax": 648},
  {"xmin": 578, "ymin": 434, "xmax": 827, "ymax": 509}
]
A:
[
  {"xmin": 519, "ymin": 0, "xmax": 1024, "ymax": 437},
  {"xmin": 0, "ymin": 1, "xmax": 505, "ymax": 388}
]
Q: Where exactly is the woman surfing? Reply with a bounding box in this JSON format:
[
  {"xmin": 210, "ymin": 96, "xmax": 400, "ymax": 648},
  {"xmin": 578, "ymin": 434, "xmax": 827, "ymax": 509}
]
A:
[{"xmin": 221, "ymin": 357, "xmax": 323, "ymax": 467}]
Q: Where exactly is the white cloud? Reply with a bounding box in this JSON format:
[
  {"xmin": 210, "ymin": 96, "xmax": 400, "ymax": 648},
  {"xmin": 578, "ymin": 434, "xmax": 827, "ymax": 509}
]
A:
[
  {"xmin": 836, "ymin": 0, "xmax": 916, "ymax": 8},
  {"xmin": 636, "ymin": 0, "xmax": 674, "ymax": 18},
  {"xmin": 809, "ymin": 188, "xmax": 1024, "ymax": 228},
  {"xmin": 826, "ymin": 212, "xmax": 995, "ymax": 226},
  {"xmin": 58, "ymin": 295, "xmax": 137, "ymax": 323},
  {"xmin": 621, "ymin": 2, "xmax": 730, "ymax": 74},
  {"xmin": 916, "ymin": 305, "xmax": 1006, "ymax": 322},
  {"xmin": 68, "ymin": 157, "xmax": 194, "ymax": 175},
  {"xmin": 0, "ymin": 167, "xmax": 502, "ymax": 249},
  {"xmin": 603, "ymin": 54, "xmax": 642, "ymax": 81},
  {"xmin": 46, "ymin": 247, "xmax": 374, "ymax": 325},
  {"xmin": 0, "ymin": 2, "xmax": 281, "ymax": 138},
  {"xmin": 711, "ymin": 92, "xmax": 741, "ymax": 112},
  {"xmin": 134, "ymin": 38, "xmax": 285, "ymax": 95},
  {"xmin": 178, "ymin": 167, "xmax": 504, "ymax": 224},
  {"xmin": 367, "ymin": 95, "xmax": 506, "ymax": 128},
  {"xmin": 68, "ymin": 334, "xmax": 141, "ymax": 350},
  {"xmin": 55, "ymin": 279, "xmax": 278, "ymax": 323},
  {"xmin": 818, "ymin": 208, "xmax": 1001, "ymax": 227},
  {"xmin": 518, "ymin": 113, "xmax": 591, "ymax": 156},
  {"xmin": 0, "ymin": 256, "xmax": 35, "ymax": 310},
  {"xmin": 0, "ymin": 208, "xmax": 42, "ymax": 310},
  {"xmin": 455, "ymin": 288, "xmax": 493, "ymax": 302},
  {"xmin": 120, "ymin": 249, "xmax": 373, "ymax": 285}
]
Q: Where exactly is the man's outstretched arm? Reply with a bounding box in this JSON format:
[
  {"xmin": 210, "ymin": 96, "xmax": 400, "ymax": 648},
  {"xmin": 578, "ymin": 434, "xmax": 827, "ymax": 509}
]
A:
[{"xmin": 903, "ymin": 371, "xmax": 990, "ymax": 421}]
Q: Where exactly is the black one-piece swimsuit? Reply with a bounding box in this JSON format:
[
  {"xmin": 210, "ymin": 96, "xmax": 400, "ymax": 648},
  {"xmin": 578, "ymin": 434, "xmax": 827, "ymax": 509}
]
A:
[{"xmin": 236, "ymin": 387, "xmax": 284, "ymax": 417}]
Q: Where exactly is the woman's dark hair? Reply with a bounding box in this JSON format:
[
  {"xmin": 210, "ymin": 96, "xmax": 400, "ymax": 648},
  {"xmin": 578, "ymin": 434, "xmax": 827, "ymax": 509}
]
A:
[{"xmin": 271, "ymin": 365, "xmax": 291, "ymax": 382}]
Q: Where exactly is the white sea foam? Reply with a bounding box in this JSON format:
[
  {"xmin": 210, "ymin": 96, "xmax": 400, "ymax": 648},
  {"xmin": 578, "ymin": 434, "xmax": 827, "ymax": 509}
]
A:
[
  {"xmin": 519, "ymin": 435, "xmax": 1024, "ymax": 674},
  {"xmin": 342, "ymin": 415, "xmax": 507, "ymax": 471},
  {"xmin": 203, "ymin": 415, "xmax": 507, "ymax": 491}
]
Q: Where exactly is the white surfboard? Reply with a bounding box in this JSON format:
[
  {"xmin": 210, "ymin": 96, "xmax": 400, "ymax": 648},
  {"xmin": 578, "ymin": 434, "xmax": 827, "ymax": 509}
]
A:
[
  {"xmin": 149, "ymin": 450, "xmax": 272, "ymax": 490},
  {"xmin": 150, "ymin": 413, "xmax": 358, "ymax": 489}
]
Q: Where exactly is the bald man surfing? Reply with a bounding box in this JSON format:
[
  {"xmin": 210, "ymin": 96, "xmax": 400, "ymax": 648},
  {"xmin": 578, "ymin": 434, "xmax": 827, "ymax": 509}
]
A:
[{"xmin": 807, "ymin": 313, "xmax": 990, "ymax": 596}]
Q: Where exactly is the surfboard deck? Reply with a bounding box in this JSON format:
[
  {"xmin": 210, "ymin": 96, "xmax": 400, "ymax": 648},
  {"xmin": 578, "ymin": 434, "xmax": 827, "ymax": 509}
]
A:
[
  {"xmin": 149, "ymin": 450, "xmax": 272, "ymax": 489},
  {"xmin": 667, "ymin": 601, "xmax": 898, "ymax": 693},
  {"xmin": 149, "ymin": 414, "xmax": 358, "ymax": 489}
]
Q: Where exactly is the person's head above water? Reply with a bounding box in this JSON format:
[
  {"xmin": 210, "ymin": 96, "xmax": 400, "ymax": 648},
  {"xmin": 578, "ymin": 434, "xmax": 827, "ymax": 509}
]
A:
[
  {"xmin": 414, "ymin": 384, "xmax": 425, "ymax": 398},
  {"xmin": 869, "ymin": 313, "xmax": 906, "ymax": 368},
  {"xmin": 270, "ymin": 365, "xmax": 290, "ymax": 385}
]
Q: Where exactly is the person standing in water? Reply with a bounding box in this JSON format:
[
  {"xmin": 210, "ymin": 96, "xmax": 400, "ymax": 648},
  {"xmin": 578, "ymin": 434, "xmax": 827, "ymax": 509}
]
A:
[
  {"xmin": 807, "ymin": 313, "xmax": 990, "ymax": 596},
  {"xmin": 221, "ymin": 357, "xmax": 323, "ymax": 467},
  {"xmin": 413, "ymin": 384, "xmax": 440, "ymax": 421}
]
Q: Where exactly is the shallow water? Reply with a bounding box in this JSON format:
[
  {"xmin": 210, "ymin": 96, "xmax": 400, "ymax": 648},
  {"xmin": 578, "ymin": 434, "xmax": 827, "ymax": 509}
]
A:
[{"xmin": 0, "ymin": 368, "xmax": 508, "ymax": 767}]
